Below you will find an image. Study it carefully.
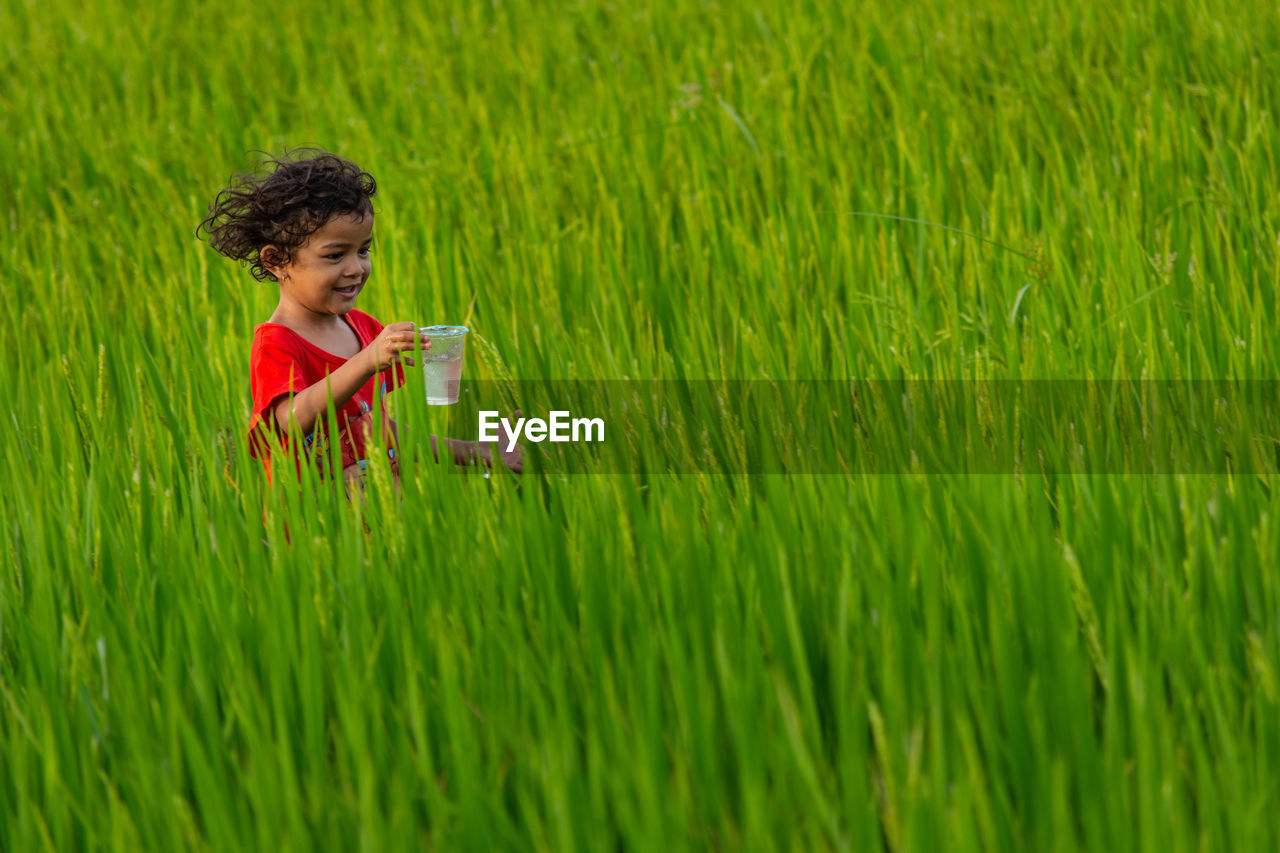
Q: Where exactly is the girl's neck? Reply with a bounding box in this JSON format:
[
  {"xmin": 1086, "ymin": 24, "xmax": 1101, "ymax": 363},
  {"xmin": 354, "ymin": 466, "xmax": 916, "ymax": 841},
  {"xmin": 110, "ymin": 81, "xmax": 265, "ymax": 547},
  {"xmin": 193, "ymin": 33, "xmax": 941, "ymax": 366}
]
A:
[{"xmin": 268, "ymin": 304, "xmax": 347, "ymax": 334}]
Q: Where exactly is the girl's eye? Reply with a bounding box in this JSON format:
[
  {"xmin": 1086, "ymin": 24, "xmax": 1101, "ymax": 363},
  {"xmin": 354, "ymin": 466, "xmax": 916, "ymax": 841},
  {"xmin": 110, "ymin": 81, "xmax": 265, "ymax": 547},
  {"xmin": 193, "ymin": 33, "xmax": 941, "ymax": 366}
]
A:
[{"xmin": 324, "ymin": 247, "xmax": 370, "ymax": 260}]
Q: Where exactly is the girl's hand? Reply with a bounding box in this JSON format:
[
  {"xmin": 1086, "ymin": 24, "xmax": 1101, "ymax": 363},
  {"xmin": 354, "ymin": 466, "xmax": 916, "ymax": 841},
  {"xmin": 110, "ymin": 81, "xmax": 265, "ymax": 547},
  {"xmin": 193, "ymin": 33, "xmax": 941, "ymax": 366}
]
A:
[{"xmin": 365, "ymin": 322, "xmax": 431, "ymax": 373}]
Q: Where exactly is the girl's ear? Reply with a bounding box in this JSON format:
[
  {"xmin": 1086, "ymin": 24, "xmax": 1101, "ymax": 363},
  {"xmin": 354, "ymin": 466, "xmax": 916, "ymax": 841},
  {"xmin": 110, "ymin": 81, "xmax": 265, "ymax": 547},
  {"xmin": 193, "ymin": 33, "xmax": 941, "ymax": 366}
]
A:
[{"xmin": 260, "ymin": 245, "xmax": 286, "ymax": 279}]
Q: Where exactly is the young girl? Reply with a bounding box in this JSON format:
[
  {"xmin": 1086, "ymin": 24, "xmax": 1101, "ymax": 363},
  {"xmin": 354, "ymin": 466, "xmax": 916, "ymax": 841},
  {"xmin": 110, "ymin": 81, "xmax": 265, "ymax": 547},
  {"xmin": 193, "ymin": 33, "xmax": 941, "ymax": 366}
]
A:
[{"xmin": 198, "ymin": 149, "xmax": 521, "ymax": 486}]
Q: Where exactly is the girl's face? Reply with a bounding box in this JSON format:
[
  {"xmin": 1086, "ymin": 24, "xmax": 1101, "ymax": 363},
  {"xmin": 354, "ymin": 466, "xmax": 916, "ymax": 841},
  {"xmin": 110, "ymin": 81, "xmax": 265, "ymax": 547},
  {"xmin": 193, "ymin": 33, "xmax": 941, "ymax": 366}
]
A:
[{"xmin": 268, "ymin": 212, "xmax": 374, "ymax": 320}]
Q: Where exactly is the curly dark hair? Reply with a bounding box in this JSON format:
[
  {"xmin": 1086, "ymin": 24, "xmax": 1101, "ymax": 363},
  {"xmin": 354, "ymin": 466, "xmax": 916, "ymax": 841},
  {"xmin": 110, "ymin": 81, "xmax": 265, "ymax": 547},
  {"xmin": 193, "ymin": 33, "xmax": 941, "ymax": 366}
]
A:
[{"xmin": 197, "ymin": 149, "xmax": 377, "ymax": 282}]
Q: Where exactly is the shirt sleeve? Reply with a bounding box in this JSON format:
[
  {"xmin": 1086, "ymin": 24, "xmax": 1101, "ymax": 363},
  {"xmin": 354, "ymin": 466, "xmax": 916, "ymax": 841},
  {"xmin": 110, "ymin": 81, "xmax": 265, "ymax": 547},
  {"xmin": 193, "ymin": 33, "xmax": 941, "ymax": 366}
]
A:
[{"xmin": 249, "ymin": 335, "xmax": 308, "ymax": 436}]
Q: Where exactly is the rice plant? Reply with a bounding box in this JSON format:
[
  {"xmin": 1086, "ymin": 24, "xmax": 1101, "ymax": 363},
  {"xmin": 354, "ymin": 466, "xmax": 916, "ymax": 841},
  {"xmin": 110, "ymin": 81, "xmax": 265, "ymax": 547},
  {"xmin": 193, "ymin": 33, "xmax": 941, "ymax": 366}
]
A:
[{"xmin": 2, "ymin": 0, "xmax": 1278, "ymax": 848}]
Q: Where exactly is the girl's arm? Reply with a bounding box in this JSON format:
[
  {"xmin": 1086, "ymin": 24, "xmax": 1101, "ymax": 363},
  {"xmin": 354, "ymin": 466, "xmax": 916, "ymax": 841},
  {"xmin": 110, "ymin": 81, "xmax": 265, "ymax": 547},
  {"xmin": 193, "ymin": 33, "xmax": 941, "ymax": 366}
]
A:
[
  {"xmin": 428, "ymin": 413, "xmax": 524, "ymax": 473},
  {"xmin": 429, "ymin": 435, "xmax": 485, "ymax": 466},
  {"xmin": 272, "ymin": 322, "xmax": 424, "ymax": 437},
  {"xmin": 380, "ymin": 397, "xmax": 521, "ymax": 475}
]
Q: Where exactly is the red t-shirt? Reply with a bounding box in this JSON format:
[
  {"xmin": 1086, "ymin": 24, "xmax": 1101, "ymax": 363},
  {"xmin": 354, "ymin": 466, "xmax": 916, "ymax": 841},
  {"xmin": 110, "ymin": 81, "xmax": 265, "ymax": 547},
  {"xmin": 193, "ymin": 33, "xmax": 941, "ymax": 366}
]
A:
[{"xmin": 248, "ymin": 309, "xmax": 405, "ymax": 480}]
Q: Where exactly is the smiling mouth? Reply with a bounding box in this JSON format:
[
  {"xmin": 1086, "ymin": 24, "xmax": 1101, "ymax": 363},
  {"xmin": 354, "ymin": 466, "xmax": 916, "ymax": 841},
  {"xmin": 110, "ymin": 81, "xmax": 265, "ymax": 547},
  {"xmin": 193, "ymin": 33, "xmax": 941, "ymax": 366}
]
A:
[{"xmin": 335, "ymin": 285, "xmax": 360, "ymax": 298}]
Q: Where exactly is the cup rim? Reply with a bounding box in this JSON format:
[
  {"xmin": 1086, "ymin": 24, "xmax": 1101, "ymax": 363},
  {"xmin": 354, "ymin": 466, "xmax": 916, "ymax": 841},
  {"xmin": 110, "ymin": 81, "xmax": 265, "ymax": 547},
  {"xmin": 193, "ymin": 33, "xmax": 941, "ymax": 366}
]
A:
[{"xmin": 419, "ymin": 324, "xmax": 469, "ymax": 337}]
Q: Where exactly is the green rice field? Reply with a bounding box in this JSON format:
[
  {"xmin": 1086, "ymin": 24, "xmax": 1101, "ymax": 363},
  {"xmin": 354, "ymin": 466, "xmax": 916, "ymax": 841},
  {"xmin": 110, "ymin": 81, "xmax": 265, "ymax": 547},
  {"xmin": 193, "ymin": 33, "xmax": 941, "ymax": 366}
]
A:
[{"xmin": 4, "ymin": 0, "xmax": 1280, "ymax": 848}]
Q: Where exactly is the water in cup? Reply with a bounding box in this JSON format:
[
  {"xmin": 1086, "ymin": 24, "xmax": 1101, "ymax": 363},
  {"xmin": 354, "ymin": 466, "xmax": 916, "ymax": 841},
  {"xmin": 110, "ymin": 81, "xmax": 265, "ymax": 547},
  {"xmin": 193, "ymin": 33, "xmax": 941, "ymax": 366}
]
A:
[{"xmin": 420, "ymin": 325, "xmax": 468, "ymax": 405}]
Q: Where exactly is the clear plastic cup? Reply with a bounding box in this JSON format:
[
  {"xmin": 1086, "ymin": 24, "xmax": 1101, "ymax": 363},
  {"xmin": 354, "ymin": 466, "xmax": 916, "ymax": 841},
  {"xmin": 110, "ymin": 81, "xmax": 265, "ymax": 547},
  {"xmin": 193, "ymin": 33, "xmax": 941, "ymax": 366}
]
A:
[{"xmin": 419, "ymin": 325, "xmax": 468, "ymax": 405}]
